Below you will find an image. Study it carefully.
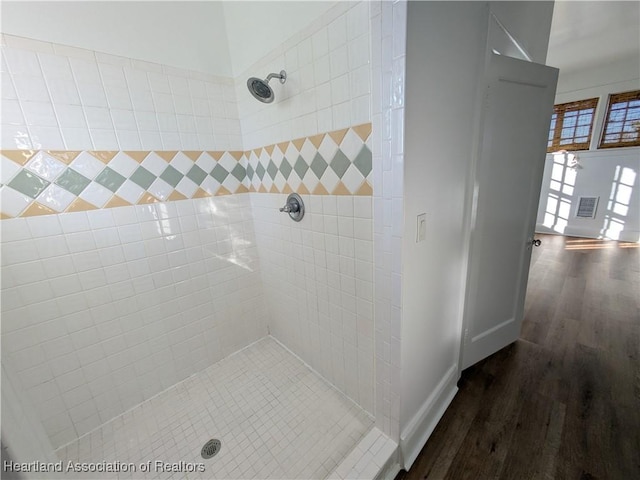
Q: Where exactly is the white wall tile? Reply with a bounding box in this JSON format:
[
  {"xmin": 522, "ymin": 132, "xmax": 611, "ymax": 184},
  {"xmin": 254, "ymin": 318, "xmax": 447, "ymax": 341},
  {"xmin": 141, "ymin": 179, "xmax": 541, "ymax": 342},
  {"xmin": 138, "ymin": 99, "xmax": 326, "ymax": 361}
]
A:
[
  {"xmin": 29, "ymin": 126, "xmax": 65, "ymax": 149},
  {"xmin": 61, "ymin": 128, "xmax": 93, "ymax": 150},
  {"xmin": 236, "ymin": 1, "xmax": 370, "ymax": 151},
  {"xmin": 3, "ymin": 47, "xmax": 42, "ymax": 76},
  {"xmin": 1, "ymin": 0, "xmax": 375, "ymax": 451},
  {"xmin": 1, "ymin": 196, "xmax": 268, "ymax": 448},
  {"xmin": 250, "ymin": 193, "xmax": 373, "ymax": 415},
  {"xmin": 3, "ymin": 36, "xmax": 242, "ymax": 151}
]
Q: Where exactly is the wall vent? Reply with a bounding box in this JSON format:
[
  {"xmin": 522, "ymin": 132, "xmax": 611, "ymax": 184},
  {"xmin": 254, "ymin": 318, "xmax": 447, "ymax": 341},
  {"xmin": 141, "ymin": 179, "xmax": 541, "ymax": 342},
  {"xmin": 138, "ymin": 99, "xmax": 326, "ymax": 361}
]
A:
[{"xmin": 576, "ymin": 196, "xmax": 599, "ymax": 219}]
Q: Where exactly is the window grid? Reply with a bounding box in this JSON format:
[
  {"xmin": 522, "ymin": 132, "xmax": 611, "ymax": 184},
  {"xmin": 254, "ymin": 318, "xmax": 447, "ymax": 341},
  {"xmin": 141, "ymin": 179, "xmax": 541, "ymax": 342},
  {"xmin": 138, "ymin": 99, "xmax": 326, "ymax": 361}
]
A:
[
  {"xmin": 547, "ymin": 98, "xmax": 598, "ymax": 152},
  {"xmin": 599, "ymin": 90, "xmax": 640, "ymax": 149}
]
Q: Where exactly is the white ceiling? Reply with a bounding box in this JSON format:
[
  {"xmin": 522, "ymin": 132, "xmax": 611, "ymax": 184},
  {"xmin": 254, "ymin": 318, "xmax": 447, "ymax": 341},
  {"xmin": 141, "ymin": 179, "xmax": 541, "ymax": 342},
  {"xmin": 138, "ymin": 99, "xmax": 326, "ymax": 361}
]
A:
[{"xmin": 547, "ymin": 1, "xmax": 640, "ymax": 73}]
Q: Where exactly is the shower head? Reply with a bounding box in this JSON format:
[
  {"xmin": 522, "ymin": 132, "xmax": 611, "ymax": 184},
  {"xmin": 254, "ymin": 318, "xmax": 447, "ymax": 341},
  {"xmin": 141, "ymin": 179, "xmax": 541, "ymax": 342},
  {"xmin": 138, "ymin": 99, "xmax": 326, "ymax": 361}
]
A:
[{"xmin": 247, "ymin": 70, "xmax": 287, "ymax": 103}]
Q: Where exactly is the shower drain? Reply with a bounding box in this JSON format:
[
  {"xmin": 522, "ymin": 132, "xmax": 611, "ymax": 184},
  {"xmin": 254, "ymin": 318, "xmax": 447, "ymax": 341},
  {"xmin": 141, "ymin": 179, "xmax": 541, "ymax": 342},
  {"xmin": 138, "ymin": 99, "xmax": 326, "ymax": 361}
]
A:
[{"xmin": 201, "ymin": 439, "xmax": 221, "ymax": 459}]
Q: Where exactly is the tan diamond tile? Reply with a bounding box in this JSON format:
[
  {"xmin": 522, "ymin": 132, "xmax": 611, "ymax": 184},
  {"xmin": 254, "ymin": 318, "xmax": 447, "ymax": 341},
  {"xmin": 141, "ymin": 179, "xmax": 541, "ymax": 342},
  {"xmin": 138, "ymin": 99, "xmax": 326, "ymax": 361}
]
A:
[
  {"xmin": 208, "ymin": 151, "xmax": 224, "ymax": 161},
  {"xmin": 308, "ymin": 133, "xmax": 325, "ymax": 149},
  {"xmin": 193, "ymin": 188, "xmax": 211, "ymax": 198},
  {"xmin": 312, "ymin": 184, "xmax": 330, "ymax": 195},
  {"xmin": 138, "ymin": 193, "xmax": 160, "ymax": 204},
  {"xmin": 1, "ymin": 150, "xmax": 37, "ymax": 165},
  {"xmin": 292, "ymin": 138, "xmax": 306, "ymax": 151},
  {"xmin": 21, "ymin": 201, "xmax": 56, "ymax": 217},
  {"xmin": 168, "ymin": 190, "xmax": 187, "ymax": 201},
  {"xmin": 332, "ymin": 181, "xmax": 350, "ymax": 195},
  {"xmin": 182, "ymin": 151, "xmax": 202, "ymax": 161},
  {"xmin": 229, "ymin": 151, "xmax": 243, "ymax": 161},
  {"xmin": 66, "ymin": 197, "xmax": 97, "ymax": 213},
  {"xmin": 46, "ymin": 150, "xmax": 82, "ymax": 164},
  {"xmin": 328, "ymin": 128, "xmax": 349, "ymax": 145},
  {"xmin": 352, "ymin": 123, "xmax": 372, "ymax": 142},
  {"xmin": 89, "ymin": 151, "xmax": 118, "ymax": 164},
  {"xmin": 355, "ymin": 181, "xmax": 373, "ymax": 196},
  {"xmin": 124, "ymin": 151, "xmax": 150, "ymax": 163},
  {"xmin": 277, "ymin": 141, "xmax": 289, "ymax": 154},
  {"xmin": 105, "ymin": 195, "xmax": 132, "ymax": 208},
  {"xmin": 155, "ymin": 151, "xmax": 178, "ymax": 162}
]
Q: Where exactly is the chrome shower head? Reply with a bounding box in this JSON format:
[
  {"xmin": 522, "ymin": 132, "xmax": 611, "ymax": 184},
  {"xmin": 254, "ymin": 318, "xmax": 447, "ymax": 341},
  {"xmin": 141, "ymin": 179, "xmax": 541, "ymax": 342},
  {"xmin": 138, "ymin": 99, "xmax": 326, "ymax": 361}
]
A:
[{"xmin": 247, "ymin": 70, "xmax": 287, "ymax": 103}]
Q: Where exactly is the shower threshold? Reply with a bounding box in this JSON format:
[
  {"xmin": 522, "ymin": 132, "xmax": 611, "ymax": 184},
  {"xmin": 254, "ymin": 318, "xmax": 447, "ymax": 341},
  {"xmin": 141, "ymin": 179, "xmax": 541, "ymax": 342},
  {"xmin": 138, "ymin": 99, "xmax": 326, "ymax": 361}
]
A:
[{"xmin": 56, "ymin": 336, "xmax": 376, "ymax": 479}]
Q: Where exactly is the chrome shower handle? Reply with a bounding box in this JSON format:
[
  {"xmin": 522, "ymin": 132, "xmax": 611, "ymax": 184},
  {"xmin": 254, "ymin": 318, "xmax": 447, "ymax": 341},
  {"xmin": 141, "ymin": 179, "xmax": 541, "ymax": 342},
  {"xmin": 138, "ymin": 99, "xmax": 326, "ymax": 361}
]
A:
[
  {"xmin": 279, "ymin": 199, "xmax": 299, "ymax": 213},
  {"xmin": 279, "ymin": 193, "xmax": 305, "ymax": 222}
]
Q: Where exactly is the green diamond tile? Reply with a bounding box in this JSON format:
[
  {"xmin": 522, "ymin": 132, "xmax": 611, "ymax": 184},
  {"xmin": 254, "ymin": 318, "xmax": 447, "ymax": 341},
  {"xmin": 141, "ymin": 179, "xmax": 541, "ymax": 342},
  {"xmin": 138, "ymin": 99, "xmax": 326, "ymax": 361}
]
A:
[
  {"xmin": 255, "ymin": 163, "xmax": 266, "ymax": 180},
  {"xmin": 246, "ymin": 164, "xmax": 255, "ymax": 180},
  {"xmin": 129, "ymin": 166, "xmax": 156, "ymax": 190},
  {"xmin": 159, "ymin": 165, "xmax": 184, "ymax": 188},
  {"xmin": 267, "ymin": 160, "xmax": 278, "ymax": 180},
  {"xmin": 294, "ymin": 155, "xmax": 309, "ymax": 179},
  {"xmin": 55, "ymin": 168, "xmax": 91, "ymax": 195},
  {"xmin": 211, "ymin": 164, "xmax": 229, "ymax": 183},
  {"xmin": 95, "ymin": 167, "xmax": 126, "ymax": 193},
  {"xmin": 310, "ymin": 153, "xmax": 328, "ymax": 178},
  {"xmin": 280, "ymin": 158, "xmax": 292, "ymax": 179},
  {"xmin": 8, "ymin": 170, "xmax": 49, "ymax": 198},
  {"xmin": 186, "ymin": 165, "xmax": 207, "ymax": 185},
  {"xmin": 330, "ymin": 150, "xmax": 351, "ymax": 178},
  {"xmin": 353, "ymin": 146, "xmax": 372, "ymax": 177},
  {"xmin": 231, "ymin": 164, "xmax": 246, "ymax": 182}
]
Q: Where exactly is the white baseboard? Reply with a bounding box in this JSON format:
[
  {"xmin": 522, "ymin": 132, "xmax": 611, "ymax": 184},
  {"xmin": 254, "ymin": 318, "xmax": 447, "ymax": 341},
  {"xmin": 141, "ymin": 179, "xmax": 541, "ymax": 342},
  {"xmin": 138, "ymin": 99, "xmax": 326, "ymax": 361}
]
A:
[{"xmin": 399, "ymin": 364, "xmax": 459, "ymax": 470}]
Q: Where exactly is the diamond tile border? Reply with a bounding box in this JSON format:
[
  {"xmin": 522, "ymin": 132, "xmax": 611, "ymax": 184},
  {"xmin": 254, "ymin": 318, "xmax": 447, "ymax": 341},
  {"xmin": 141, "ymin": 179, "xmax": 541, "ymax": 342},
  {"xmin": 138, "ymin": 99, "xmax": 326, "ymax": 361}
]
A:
[{"xmin": 0, "ymin": 123, "xmax": 372, "ymax": 218}]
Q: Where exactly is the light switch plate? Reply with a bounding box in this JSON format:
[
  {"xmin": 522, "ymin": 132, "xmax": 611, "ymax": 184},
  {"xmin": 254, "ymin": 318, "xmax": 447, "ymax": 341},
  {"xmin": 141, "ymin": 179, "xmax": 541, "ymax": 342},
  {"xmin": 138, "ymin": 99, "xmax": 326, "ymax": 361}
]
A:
[{"xmin": 417, "ymin": 213, "xmax": 426, "ymax": 242}]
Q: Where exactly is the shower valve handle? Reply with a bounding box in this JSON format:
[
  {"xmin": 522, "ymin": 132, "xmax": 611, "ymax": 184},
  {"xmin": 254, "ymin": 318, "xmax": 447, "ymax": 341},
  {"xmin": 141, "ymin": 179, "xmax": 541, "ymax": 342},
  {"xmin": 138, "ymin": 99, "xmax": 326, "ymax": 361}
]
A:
[
  {"xmin": 279, "ymin": 193, "xmax": 305, "ymax": 222},
  {"xmin": 279, "ymin": 200, "xmax": 299, "ymax": 213}
]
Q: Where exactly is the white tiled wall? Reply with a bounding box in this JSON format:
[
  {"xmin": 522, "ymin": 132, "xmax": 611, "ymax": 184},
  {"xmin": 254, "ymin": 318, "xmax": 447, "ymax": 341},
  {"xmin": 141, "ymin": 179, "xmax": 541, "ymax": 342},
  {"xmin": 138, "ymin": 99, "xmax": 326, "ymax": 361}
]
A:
[
  {"xmin": 235, "ymin": 1, "xmax": 377, "ymax": 416},
  {"xmin": 236, "ymin": 1, "xmax": 371, "ymax": 150},
  {"xmin": 1, "ymin": 195, "xmax": 267, "ymax": 447},
  {"xmin": 0, "ymin": 34, "xmax": 266, "ymax": 452},
  {"xmin": 251, "ymin": 193, "xmax": 374, "ymax": 415},
  {"xmin": 371, "ymin": 0, "xmax": 405, "ymax": 441},
  {"xmin": 0, "ymin": 0, "xmax": 381, "ymax": 454},
  {"xmin": 1, "ymin": 362, "xmax": 58, "ymax": 466},
  {"xmin": 0, "ymin": 33, "xmax": 241, "ymax": 151}
]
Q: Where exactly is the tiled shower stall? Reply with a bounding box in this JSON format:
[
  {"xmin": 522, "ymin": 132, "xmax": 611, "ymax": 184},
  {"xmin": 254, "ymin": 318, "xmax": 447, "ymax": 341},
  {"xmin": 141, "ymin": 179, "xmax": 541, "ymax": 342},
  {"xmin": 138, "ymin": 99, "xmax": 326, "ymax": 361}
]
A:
[{"xmin": 1, "ymin": 1, "xmax": 404, "ymax": 478}]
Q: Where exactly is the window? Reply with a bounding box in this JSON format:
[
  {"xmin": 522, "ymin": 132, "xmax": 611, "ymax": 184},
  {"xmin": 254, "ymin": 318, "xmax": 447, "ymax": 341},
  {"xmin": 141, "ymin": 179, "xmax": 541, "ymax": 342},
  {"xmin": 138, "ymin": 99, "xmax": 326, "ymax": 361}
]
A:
[
  {"xmin": 547, "ymin": 98, "xmax": 598, "ymax": 152},
  {"xmin": 599, "ymin": 90, "xmax": 640, "ymax": 149}
]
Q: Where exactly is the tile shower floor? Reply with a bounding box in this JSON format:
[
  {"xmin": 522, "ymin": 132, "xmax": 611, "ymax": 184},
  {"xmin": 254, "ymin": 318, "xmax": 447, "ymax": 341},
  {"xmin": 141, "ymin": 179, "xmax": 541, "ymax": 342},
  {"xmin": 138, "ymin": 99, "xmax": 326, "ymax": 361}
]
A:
[{"xmin": 57, "ymin": 337, "xmax": 374, "ymax": 479}]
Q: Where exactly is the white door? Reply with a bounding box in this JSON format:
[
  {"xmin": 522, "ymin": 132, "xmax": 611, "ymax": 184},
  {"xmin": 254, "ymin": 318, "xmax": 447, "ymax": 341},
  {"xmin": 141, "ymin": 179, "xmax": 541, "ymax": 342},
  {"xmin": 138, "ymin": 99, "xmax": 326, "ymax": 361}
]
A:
[{"xmin": 461, "ymin": 53, "xmax": 558, "ymax": 369}]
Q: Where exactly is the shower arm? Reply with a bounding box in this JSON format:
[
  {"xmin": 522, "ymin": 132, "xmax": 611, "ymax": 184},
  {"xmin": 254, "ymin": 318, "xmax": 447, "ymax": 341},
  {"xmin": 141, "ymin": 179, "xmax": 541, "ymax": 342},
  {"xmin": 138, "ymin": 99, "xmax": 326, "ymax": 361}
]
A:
[{"xmin": 265, "ymin": 71, "xmax": 287, "ymax": 84}]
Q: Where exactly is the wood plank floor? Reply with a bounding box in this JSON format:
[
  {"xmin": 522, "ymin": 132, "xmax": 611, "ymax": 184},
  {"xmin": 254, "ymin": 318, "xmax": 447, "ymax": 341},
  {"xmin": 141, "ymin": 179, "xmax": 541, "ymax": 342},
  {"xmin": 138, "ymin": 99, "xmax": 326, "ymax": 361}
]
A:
[{"xmin": 396, "ymin": 234, "xmax": 640, "ymax": 480}]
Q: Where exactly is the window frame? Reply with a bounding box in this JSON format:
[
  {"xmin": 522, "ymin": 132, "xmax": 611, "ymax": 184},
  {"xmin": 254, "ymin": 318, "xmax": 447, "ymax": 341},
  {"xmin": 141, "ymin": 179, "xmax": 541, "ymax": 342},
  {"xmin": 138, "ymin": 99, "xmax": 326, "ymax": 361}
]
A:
[
  {"xmin": 598, "ymin": 90, "xmax": 640, "ymax": 149},
  {"xmin": 547, "ymin": 97, "xmax": 599, "ymax": 153}
]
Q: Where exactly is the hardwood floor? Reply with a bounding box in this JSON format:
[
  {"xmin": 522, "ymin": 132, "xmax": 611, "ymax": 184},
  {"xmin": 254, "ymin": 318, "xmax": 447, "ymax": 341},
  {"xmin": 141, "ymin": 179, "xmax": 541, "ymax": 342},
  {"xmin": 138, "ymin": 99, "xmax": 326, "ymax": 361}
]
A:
[{"xmin": 396, "ymin": 234, "xmax": 640, "ymax": 480}]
